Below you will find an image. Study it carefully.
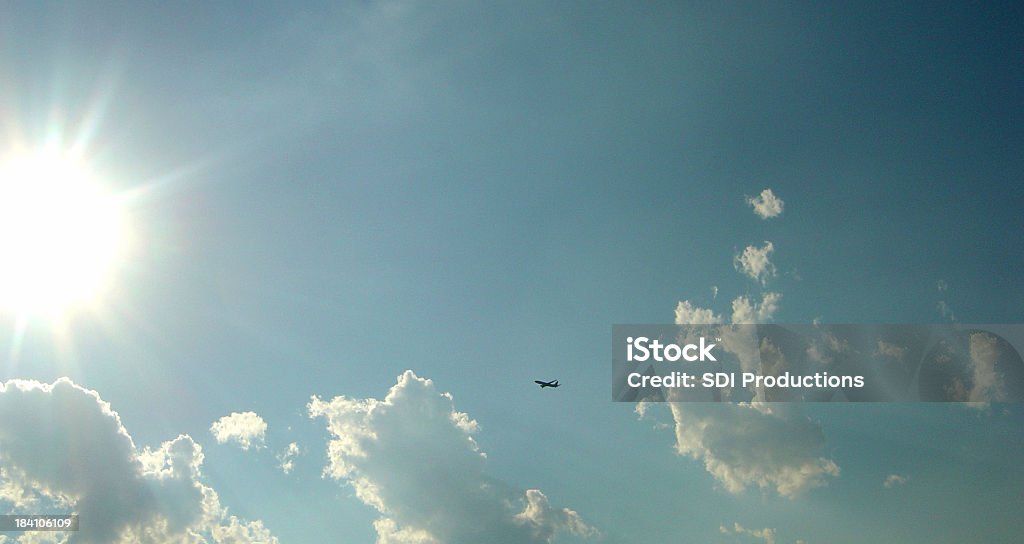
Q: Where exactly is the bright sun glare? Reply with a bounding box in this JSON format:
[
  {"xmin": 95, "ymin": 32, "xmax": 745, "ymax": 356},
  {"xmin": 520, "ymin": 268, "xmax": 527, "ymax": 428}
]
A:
[{"xmin": 0, "ymin": 150, "xmax": 127, "ymax": 315}]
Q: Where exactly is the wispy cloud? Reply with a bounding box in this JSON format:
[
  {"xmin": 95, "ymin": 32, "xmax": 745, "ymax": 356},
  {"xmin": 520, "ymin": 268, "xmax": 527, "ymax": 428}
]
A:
[
  {"xmin": 277, "ymin": 442, "xmax": 301, "ymax": 475},
  {"xmin": 0, "ymin": 378, "xmax": 276, "ymax": 543},
  {"xmin": 210, "ymin": 411, "xmax": 267, "ymax": 451},
  {"xmin": 935, "ymin": 280, "xmax": 956, "ymax": 322},
  {"xmin": 875, "ymin": 340, "xmax": 907, "ymax": 361},
  {"xmin": 937, "ymin": 300, "xmax": 956, "ymax": 322},
  {"xmin": 883, "ymin": 474, "xmax": 909, "ymax": 488},
  {"xmin": 746, "ymin": 188, "xmax": 784, "ymax": 219},
  {"xmin": 720, "ymin": 521, "xmax": 777, "ymax": 544},
  {"xmin": 309, "ymin": 370, "xmax": 597, "ymax": 543}
]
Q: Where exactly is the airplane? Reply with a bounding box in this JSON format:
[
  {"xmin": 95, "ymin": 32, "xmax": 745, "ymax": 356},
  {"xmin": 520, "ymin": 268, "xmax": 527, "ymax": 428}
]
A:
[{"xmin": 534, "ymin": 379, "xmax": 560, "ymax": 388}]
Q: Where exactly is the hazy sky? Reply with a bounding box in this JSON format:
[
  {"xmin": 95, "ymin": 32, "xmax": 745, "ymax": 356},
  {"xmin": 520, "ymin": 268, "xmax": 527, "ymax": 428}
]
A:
[{"xmin": 1, "ymin": 2, "xmax": 1022, "ymax": 543}]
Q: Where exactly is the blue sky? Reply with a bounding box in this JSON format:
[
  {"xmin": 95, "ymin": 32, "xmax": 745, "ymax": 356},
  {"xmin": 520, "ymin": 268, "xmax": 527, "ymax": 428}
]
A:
[{"xmin": 0, "ymin": 2, "xmax": 1022, "ymax": 543}]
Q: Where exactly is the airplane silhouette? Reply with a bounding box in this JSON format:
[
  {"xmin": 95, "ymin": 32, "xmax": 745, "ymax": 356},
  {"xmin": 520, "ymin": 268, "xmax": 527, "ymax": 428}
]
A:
[{"xmin": 534, "ymin": 379, "xmax": 560, "ymax": 388}]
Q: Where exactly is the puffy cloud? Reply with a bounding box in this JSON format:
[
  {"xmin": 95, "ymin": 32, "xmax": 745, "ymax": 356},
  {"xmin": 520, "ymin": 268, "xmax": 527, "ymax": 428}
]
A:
[
  {"xmin": 277, "ymin": 443, "xmax": 301, "ymax": 475},
  {"xmin": 746, "ymin": 189, "xmax": 784, "ymax": 219},
  {"xmin": 675, "ymin": 292, "xmax": 781, "ymax": 328},
  {"xmin": 0, "ymin": 378, "xmax": 277, "ymax": 544},
  {"xmin": 660, "ymin": 197, "xmax": 835, "ymax": 498},
  {"xmin": 674, "ymin": 300, "xmax": 723, "ymax": 325},
  {"xmin": 308, "ymin": 370, "xmax": 597, "ymax": 544},
  {"xmin": 883, "ymin": 474, "xmax": 909, "ymax": 488},
  {"xmin": 731, "ymin": 292, "xmax": 782, "ymax": 324},
  {"xmin": 662, "ymin": 299, "xmax": 838, "ymax": 498},
  {"xmin": 720, "ymin": 522, "xmax": 776, "ymax": 544},
  {"xmin": 210, "ymin": 412, "xmax": 267, "ymax": 451},
  {"xmin": 805, "ymin": 331, "xmax": 851, "ymax": 366},
  {"xmin": 936, "ymin": 279, "xmax": 949, "ymax": 292},
  {"xmin": 734, "ymin": 242, "xmax": 777, "ymax": 286},
  {"xmin": 669, "ymin": 403, "xmax": 839, "ymax": 498}
]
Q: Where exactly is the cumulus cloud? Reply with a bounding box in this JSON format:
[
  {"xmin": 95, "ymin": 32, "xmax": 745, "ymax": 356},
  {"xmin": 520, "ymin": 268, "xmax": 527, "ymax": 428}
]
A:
[
  {"xmin": 657, "ymin": 189, "xmax": 837, "ymax": 498},
  {"xmin": 663, "ymin": 295, "xmax": 837, "ymax": 498},
  {"xmin": 675, "ymin": 292, "xmax": 781, "ymax": 328},
  {"xmin": 674, "ymin": 300, "xmax": 724, "ymax": 325},
  {"xmin": 0, "ymin": 378, "xmax": 277, "ymax": 544},
  {"xmin": 746, "ymin": 188, "xmax": 784, "ymax": 219},
  {"xmin": 210, "ymin": 412, "xmax": 267, "ymax": 451},
  {"xmin": 734, "ymin": 242, "xmax": 777, "ymax": 286},
  {"xmin": 277, "ymin": 443, "xmax": 301, "ymax": 475},
  {"xmin": 309, "ymin": 370, "xmax": 597, "ymax": 544},
  {"xmin": 731, "ymin": 292, "xmax": 782, "ymax": 324},
  {"xmin": 883, "ymin": 474, "xmax": 909, "ymax": 488},
  {"xmin": 670, "ymin": 403, "xmax": 839, "ymax": 498},
  {"xmin": 720, "ymin": 522, "xmax": 777, "ymax": 544}
]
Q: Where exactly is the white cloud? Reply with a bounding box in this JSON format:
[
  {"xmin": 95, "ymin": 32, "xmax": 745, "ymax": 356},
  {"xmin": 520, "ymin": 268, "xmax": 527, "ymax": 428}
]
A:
[
  {"xmin": 277, "ymin": 443, "xmax": 301, "ymax": 475},
  {"xmin": 805, "ymin": 332, "xmax": 850, "ymax": 367},
  {"xmin": 731, "ymin": 292, "xmax": 782, "ymax": 324},
  {"xmin": 673, "ymin": 292, "xmax": 781, "ymax": 329},
  {"xmin": 883, "ymin": 474, "xmax": 909, "ymax": 488},
  {"xmin": 210, "ymin": 412, "xmax": 267, "ymax": 451},
  {"xmin": 937, "ymin": 279, "xmax": 949, "ymax": 292},
  {"xmin": 660, "ymin": 211, "xmax": 836, "ymax": 498},
  {"xmin": 309, "ymin": 370, "xmax": 597, "ymax": 544},
  {"xmin": 734, "ymin": 242, "xmax": 777, "ymax": 285},
  {"xmin": 968, "ymin": 332, "xmax": 1006, "ymax": 402},
  {"xmin": 662, "ymin": 297, "xmax": 838, "ymax": 498},
  {"xmin": 669, "ymin": 403, "xmax": 839, "ymax": 498},
  {"xmin": 674, "ymin": 300, "xmax": 724, "ymax": 325},
  {"xmin": 0, "ymin": 378, "xmax": 277, "ymax": 544},
  {"xmin": 720, "ymin": 522, "xmax": 777, "ymax": 544},
  {"xmin": 746, "ymin": 188, "xmax": 784, "ymax": 219},
  {"xmin": 875, "ymin": 340, "xmax": 907, "ymax": 362}
]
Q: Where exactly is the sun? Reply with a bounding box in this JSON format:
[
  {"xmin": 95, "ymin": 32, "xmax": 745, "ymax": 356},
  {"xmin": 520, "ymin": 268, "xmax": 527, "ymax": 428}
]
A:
[{"xmin": 0, "ymin": 149, "xmax": 128, "ymax": 315}]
